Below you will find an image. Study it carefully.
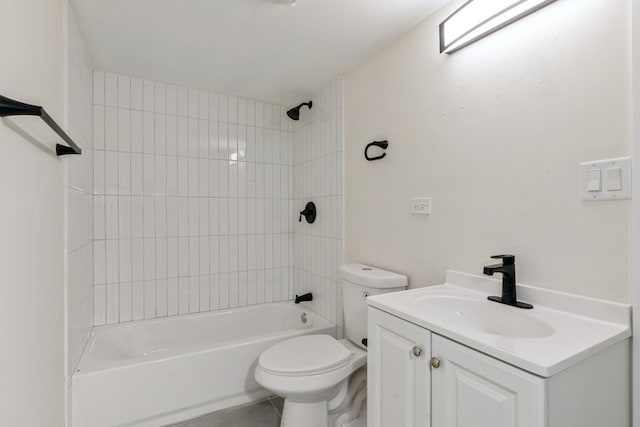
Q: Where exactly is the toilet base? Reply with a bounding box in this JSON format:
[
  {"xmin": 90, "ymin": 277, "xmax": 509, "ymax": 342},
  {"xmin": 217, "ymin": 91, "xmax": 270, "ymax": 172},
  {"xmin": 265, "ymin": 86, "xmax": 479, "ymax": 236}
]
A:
[{"xmin": 281, "ymin": 400, "xmax": 328, "ymax": 427}]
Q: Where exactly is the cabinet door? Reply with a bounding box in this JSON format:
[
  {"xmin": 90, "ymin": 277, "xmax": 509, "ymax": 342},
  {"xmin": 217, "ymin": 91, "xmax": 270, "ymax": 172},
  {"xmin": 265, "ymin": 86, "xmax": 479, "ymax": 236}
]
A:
[
  {"xmin": 368, "ymin": 307, "xmax": 431, "ymax": 427},
  {"xmin": 431, "ymin": 334, "xmax": 546, "ymax": 427}
]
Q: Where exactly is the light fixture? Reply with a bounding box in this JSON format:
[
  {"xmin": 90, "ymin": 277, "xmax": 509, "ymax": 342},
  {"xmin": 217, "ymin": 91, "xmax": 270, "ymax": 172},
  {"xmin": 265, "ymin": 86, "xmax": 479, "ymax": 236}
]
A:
[{"xmin": 439, "ymin": 0, "xmax": 558, "ymax": 54}]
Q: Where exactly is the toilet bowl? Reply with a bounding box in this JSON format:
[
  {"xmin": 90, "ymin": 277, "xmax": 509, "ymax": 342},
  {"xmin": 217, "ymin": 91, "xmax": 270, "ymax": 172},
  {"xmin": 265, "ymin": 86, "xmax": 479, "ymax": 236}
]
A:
[{"xmin": 254, "ymin": 264, "xmax": 407, "ymax": 427}]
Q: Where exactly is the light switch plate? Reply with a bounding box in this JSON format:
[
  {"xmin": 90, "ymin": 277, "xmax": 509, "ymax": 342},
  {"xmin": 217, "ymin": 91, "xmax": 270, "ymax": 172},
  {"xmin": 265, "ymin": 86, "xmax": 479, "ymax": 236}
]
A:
[{"xmin": 580, "ymin": 157, "xmax": 631, "ymax": 201}]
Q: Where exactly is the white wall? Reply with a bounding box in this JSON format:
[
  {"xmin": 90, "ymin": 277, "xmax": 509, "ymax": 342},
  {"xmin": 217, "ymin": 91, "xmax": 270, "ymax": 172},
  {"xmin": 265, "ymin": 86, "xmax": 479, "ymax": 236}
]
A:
[
  {"xmin": 92, "ymin": 72, "xmax": 295, "ymax": 324},
  {"xmin": 345, "ymin": 0, "xmax": 631, "ymax": 302},
  {"xmin": 293, "ymin": 77, "xmax": 344, "ymax": 331},
  {"xmin": 0, "ymin": 0, "xmax": 67, "ymax": 425},
  {"xmin": 65, "ymin": 4, "xmax": 94, "ymax": 423}
]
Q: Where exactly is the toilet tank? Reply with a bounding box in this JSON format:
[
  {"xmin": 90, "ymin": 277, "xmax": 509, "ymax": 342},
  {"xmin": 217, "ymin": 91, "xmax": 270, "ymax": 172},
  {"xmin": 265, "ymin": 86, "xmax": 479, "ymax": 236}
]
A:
[{"xmin": 339, "ymin": 264, "xmax": 407, "ymax": 350}]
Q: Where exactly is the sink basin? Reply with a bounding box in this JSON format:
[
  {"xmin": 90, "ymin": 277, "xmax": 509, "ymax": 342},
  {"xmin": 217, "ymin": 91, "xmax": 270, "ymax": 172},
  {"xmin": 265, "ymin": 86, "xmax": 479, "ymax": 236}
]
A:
[{"xmin": 409, "ymin": 295, "xmax": 555, "ymax": 339}]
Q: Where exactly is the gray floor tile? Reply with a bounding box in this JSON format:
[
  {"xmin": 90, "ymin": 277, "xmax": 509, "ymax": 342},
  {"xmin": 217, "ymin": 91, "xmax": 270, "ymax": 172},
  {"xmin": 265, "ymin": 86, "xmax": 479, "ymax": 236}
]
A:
[{"xmin": 172, "ymin": 399, "xmax": 281, "ymax": 427}]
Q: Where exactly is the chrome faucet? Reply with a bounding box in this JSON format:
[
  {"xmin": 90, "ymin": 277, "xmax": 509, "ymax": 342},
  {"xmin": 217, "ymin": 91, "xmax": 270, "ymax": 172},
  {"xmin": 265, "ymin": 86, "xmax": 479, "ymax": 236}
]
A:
[{"xmin": 483, "ymin": 255, "xmax": 533, "ymax": 309}]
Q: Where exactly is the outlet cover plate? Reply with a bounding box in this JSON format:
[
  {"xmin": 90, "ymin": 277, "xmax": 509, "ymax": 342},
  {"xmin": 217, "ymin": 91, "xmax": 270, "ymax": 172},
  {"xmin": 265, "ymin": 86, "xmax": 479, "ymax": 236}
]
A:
[{"xmin": 411, "ymin": 197, "xmax": 432, "ymax": 215}]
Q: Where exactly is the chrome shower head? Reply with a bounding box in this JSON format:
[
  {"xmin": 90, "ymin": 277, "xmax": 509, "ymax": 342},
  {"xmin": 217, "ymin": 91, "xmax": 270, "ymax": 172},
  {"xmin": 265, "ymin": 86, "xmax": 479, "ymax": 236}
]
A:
[{"xmin": 287, "ymin": 101, "xmax": 312, "ymax": 121}]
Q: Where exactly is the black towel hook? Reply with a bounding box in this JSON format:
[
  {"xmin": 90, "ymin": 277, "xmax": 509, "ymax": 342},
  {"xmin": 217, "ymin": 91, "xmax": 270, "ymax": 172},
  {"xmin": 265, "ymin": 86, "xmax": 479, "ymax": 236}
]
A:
[{"xmin": 365, "ymin": 140, "xmax": 388, "ymax": 161}]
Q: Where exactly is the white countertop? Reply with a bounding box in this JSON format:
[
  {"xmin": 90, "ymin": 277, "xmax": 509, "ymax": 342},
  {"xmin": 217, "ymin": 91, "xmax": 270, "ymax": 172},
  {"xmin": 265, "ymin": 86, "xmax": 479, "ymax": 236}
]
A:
[{"xmin": 367, "ymin": 271, "xmax": 631, "ymax": 377}]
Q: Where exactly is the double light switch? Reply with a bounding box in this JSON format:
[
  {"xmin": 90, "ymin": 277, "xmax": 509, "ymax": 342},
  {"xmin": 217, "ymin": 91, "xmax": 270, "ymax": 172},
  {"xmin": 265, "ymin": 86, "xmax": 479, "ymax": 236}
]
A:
[{"xmin": 581, "ymin": 157, "xmax": 631, "ymax": 201}]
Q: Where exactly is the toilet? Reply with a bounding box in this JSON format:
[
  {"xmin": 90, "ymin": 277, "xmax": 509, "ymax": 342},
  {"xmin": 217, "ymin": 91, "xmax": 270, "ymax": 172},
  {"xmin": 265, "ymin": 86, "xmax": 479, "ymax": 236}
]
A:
[{"xmin": 254, "ymin": 264, "xmax": 407, "ymax": 427}]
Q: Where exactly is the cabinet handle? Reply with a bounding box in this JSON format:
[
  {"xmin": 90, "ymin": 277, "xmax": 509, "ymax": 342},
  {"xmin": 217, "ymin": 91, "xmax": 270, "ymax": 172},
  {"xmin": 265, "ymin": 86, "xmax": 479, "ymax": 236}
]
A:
[
  {"xmin": 412, "ymin": 346, "xmax": 423, "ymax": 357},
  {"xmin": 430, "ymin": 357, "xmax": 441, "ymax": 369}
]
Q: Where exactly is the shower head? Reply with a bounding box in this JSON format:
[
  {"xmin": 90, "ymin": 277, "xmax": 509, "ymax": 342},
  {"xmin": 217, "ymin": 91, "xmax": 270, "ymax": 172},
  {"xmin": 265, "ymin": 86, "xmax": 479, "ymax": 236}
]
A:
[{"xmin": 286, "ymin": 101, "xmax": 312, "ymax": 121}]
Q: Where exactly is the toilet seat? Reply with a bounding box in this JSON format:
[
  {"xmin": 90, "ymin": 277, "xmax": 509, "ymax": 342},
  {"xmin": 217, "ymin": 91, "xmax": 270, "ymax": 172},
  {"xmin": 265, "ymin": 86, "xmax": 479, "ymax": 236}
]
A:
[{"xmin": 258, "ymin": 335, "xmax": 352, "ymax": 377}]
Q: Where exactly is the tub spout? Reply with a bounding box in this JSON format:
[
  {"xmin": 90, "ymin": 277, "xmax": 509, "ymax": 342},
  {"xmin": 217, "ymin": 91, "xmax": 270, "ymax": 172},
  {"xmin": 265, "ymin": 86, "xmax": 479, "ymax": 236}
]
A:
[{"xmin": 295, "ymin": 293, "xmax": 313, "ymax": 304}]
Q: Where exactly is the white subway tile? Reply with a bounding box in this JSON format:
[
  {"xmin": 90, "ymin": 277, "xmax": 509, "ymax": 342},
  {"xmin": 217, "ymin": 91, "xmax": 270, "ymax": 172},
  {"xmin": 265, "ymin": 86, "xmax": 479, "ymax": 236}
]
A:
[
  {"xmin": 131, "ymin": 196, "xmax": 144, "ymax": 239},
  {"xmin": 189, "ymin": 158, "xmax": 199, "ymax": 197},
  {"xmin": 143, "ymin": 80, "xmax": 154, "ymax": 112},
  {"xmin": 132, "ymin": 281, "xmax": 144, "ymax": 320},
  {"xmin": 144, "ymin": 280, "xmax": 156, "ymax": 318},
  {"xmin": 143, "ymin": 154, "xmax": 155, "ymax": 196},
  {"xmin": 94, "ymin": 284, "xmax": 106, "ymax": 326},
  {"xmin": 117, "ymin": 109, "xmax": 131, "ymax": 152},
  {"xmin": 166, "ymin": 85, "xmax": 177, "ymax": 115},
  {"xmin": 131, "ymin": 78, "xmax": 143, "ymax": 110},
  {"xmin": 167, "ymin": 237, "xmax": 178, "ymax": 278},
  {"xmin": 93, "ymin": 105, "xmax": 105, "ymax": 149},
  {"xmin": 156, "ymin": 279, "xmax": 168, "ymax": 317},
  {"xmin": 218, "ymin": 94, "xmax": 229, "ymax": 123},
  {"xmin": 199, "ymin": 275, "xmax": 210, "ymax": 312},
  {"xmin": 105, "ymin": 107, "xmax": 118, "ymax": 151},
  {"xmin": 118, "ymin": 75, "xmax": 130, "ymax": 109},
  {"xmin": 155, "ymin": 82, "xmax": 166, "ymax": 114},
  {"xmin": 199, "ymin": 120, "xmax": 208, "ymax": 158},
  {"xmin": 198, "ymin": 90, "xmax": 208, "ymax": 120},
  {"xmin": 156, "ymin": 238, "xmax": 168, "ymax": 279},
  {"xmin": 105, "ymin": 240, "xmax": 119, "ymax": 284},
  {"xmin": 177, "ymin": 87, "xmax": 188, "ymax": 117},
  {"xmin": 105, "ymin": 196, "xmax": 118, "ymax": 239},
  {"xmin": 119, "ymin": 282, "xmax": 132, "ymax": 322},
  {"xmin": 189, "ymin": 276, "xmax": 199, "ymax": 313},
  {"xmin": 155, "ymin": 114, "xmax": 167, "ymax": 155},
  {"xmin": 166, "ymin": 197, "xmax": 178, "ymax": 237},
  {"xmin": 209, "ymin": 93, "xmax": 219, "ymax": 122},
  {"xmin": 188, "ymin": 118, "xmax": 198, "ymax": 158},
  {"xmin": 94, "ymin": 240, "xmax": 106, "ymax": 285},
  {"xmin": 177, "ymin": 117, "xmax": 188, "ymax": 156},
  {"xmin": 178, "ymin": 277, "xmax": 189, "ymax": 314},
  {"xmin": 155, "ymin": 156, "xmax": 166, "ymax": 196},
  {"xmin": 93, "ymin": 71, "xmax": 105, "ymax": 105},
  {"xmin": 131, "ymin": 110, "xmax": 143, "ymax": 153},
  {"xmin": 166, "ymin": 156, "xmax": 178, "ymax": 196},
  {"xmin": 143, "ymin": 238, "xmax": 156, "ymax": 280},
  {"xmin": 178, "ymin": 197, "xmax": 189, "ymax": 237},
  {"xmin": 188, "ymin": 88, "xmax": 198, "ymax": 118},
  {"xmin": 105, "ymin": 73, "xmax": 118, "ymax": 107},
  {"xmin": 118, "ymin": 196, "xmax": 131, "ymax": 239},
  {"xmin": 167, "ymin": 278, "xmax": 178, "ymax": 315},
  {"xmin": 178, "ymin": 237, "xmax": 189, "ymax": 277},
  {"xmin": 219, "ymin": 273, "xmax": 229, "ymax": 309},
  {"xmin": 143, "ymin": 112, "xmax": 154, "ymax": 154},
  {"xmin": 143, "ymin": 196, "xmax": 155, "ymax": 238},
  {"xmin": 166, "ymin": 115, "xmax": 178, "ymax": 156},
  {"xmin": 119, "ymin": 239, "xmax": 131, "ymax": 283},
  {"xmin": 92, "ymin": 196, "xmax": 107, "ymax": 245},
  {"xmin": 155, "ymin": 197, "xmax": 167, "ymax": 237},
  {"xmin": 189, "ymin": 236, "xmax": 199, "ymax": 276}
]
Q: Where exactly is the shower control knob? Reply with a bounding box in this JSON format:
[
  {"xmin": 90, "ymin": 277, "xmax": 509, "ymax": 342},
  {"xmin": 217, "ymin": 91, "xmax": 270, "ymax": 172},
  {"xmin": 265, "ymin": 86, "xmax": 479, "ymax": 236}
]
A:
[
  {"xmin": 430, "ymin": 357, "xmax": 441, "ymax": 369},
  {"xmin": 412, "ymin": 346, "xmax": 423, "ymax": 357}
]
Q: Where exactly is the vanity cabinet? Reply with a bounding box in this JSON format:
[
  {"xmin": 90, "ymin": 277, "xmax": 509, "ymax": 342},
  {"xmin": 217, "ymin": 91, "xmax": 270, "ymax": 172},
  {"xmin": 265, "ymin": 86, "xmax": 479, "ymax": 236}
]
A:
[
  {"xmin": 368, "ymin": 306, "xmax": 630, "ymax": 427},
  {"xmin": 368, "ymin": 306, "xmax": 431, "ymax": 427},
  {"xmin": 431, "ymin": 334, "xmax": 544, "ymax": 427}
]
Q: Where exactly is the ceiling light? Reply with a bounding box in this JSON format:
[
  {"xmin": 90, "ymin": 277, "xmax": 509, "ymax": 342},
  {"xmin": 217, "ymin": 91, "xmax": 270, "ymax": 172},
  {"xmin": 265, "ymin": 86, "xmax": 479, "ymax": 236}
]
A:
[{"xmin": 439, "ymin": 0, "xmax": 558, "ymax": 54}]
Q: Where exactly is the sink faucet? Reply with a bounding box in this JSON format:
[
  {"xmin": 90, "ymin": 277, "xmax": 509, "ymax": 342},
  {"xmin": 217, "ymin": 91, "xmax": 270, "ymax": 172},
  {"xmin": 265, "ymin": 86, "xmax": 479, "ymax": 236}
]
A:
[{"xmin": 483, "ymin": 255, "xmax": 533, "ymax": 309}]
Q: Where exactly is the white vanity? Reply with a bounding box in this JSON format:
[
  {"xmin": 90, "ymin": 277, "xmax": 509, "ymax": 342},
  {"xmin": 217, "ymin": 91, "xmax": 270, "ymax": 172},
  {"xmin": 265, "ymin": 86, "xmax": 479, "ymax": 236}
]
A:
[{"xmin": 366, "ymin": 271, "xmax": 631, "ymax": 427}]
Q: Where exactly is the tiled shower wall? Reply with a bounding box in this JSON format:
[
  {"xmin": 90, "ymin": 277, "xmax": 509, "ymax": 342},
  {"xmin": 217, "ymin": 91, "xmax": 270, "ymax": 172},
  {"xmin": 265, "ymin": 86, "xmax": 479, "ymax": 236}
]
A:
[
  {"xmin": 293, "ymin": 78, "xmax": 344, "ymax": 334},
  {"xmin": 66, "ymin": 5, "xmax": 94, "ymax": 375},
  {"xmin": 92, "ymin": 72, "xmax": 296, "ymax": 325}
]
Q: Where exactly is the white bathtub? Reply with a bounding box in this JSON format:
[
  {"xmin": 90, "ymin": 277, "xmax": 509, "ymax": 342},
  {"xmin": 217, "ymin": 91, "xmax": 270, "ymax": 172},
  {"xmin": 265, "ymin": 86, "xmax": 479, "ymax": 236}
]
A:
[{"xmin": 72, "ymin": 302, "xmax": 335, "ymax": 427}]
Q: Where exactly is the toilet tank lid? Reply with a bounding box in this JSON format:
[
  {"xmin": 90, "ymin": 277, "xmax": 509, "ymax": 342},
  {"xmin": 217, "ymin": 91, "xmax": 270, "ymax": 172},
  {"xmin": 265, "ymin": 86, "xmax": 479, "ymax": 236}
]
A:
[{"xmin": 339, "ymin": 264, "xmax": 407, "ymax": 289}]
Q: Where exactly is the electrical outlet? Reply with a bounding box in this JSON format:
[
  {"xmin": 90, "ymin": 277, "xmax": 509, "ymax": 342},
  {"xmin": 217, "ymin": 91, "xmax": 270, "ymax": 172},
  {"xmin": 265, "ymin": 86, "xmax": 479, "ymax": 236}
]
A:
[{"xmin": 411, "ymin": 197, "xmax": 431, "ymax": 215}]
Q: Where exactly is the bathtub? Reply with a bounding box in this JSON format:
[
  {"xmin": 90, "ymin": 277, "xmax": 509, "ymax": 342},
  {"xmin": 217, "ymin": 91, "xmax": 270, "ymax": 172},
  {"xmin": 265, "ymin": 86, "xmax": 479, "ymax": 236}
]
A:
[{"xmin": 72, "ymin": 302, "xmax": 335, "ymax": 427}]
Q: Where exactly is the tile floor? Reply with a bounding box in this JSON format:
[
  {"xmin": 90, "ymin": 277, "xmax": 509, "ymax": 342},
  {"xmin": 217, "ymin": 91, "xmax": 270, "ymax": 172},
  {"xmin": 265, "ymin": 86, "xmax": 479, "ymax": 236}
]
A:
[{"xmin": 170, "ymin": 397, "xmax": 284, "ymax": 427}]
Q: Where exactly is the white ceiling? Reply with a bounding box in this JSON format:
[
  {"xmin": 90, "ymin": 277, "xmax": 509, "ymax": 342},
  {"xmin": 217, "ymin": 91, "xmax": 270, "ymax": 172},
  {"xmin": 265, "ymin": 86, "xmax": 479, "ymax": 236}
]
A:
[{"xmin": 72, "ymin": 0, "xmax": 449, "ymax": 106}]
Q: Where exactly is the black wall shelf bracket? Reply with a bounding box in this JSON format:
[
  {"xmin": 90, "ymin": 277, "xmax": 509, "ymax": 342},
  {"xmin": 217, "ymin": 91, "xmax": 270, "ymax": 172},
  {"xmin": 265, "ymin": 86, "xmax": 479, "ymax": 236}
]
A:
[
  {"xmin": 0, "ymin": 94, "xmax": 82, "ymax": 156},
  {"xmin": 365, "ymin": 140, "xmax": 388, "ymax": 161}
]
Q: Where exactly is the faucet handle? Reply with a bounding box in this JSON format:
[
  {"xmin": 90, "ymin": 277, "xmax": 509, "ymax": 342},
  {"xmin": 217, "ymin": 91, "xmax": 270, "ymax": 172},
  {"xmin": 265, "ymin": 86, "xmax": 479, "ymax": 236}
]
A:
[{"xmin": 490, "ymin": 254, "xmax": 515, "ymax": 265}]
